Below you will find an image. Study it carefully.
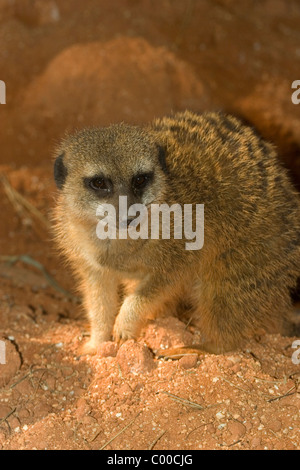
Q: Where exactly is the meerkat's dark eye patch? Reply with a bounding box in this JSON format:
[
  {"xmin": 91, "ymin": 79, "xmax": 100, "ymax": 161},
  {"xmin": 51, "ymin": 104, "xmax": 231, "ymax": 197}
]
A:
[
  {"xmin": 131, "ymin": 172, "xmax": 153, "ymax": 192},
  {"xmin": 157, "ymin": 144, "xmax": 168, "ymax": 174},
  {"xmin": 54, "ymin": 153, "xmax": 68, "ymax": 189},
  {"xmin": 84, "ymin": 176, "xmax": 113, "ymax": 193}
]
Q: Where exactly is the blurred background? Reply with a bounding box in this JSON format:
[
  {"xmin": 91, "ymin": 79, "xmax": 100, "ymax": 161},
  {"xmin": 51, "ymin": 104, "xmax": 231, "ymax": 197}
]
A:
[{"xmin": 0, "ymin": 0, "xmax": 300, "ymax": 174}]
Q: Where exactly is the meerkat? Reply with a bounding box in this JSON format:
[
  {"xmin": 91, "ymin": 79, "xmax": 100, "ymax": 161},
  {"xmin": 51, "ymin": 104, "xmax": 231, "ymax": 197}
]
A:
[{"xmin": 53, "ymin": 111, "xmax": 300, "ymax": 355}]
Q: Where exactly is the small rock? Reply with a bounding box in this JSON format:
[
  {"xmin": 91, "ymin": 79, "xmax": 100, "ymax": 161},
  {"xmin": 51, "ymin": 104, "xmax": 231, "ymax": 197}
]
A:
[
  {"xmin": 251, "ymin": 437, "xmax": 262, "ymax": 449},
  {"xmin": 228, "ymin": 421, "xmax": 246, "ymax": 441},
  {"xmin": 116, "ymin": 340, "xmax": 156, "ymax": 375},
  {"xmin": 231, "ymin": 363, "xmax": 241, "ymax": 373},
  {"xmin": 178, "ymin": 354, "xmax": 198, "ymax": 369},
  {"xmin": 142, "ymin": 316, "xmax": 194, "ymax": 351},
  {"xmin": 227, "ymin": 355, "xmax": 242, "ymax": 364},
  {"xmin": 74, "ymin": 398, "xmax": 90, "ymax": 420},
  {"xmin": 268, "ymin": 419, "xmax": 282, "ymax": 433},
  {"xmin": 0, "ymin": 404, "xmax": 12, "ymax": 419},
  {"xmin": 96, "ymin": 341, "xmax": 118, "ymax": 358}
]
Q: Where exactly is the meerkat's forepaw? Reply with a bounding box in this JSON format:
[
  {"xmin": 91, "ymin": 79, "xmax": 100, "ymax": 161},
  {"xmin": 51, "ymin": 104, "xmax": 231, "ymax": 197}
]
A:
[
  {"xmin": 80, "ymin": 330, "xmax": 113, "ymax": 356},
  {"xmin": 79, "ymin": 338, "xmax": 99, "ymax": 356},
  {"xmin": 112, "ymin": 319, "xmax": 137, "ymax": 343},
  {"xmin": 113, "ymin": 295, "xmax": 147, "ymax": 342}
]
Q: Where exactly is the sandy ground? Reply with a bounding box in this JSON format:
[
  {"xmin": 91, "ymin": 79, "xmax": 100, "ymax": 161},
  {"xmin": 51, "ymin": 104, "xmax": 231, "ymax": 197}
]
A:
[{"xmin": 0, "ymin": 0, "xmax": 299, "ymax": 450}]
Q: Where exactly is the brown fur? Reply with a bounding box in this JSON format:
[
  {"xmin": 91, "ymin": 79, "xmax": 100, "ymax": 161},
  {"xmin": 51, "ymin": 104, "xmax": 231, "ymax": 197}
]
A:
[{"xmin": 53, "ymin": 111, "xmax": 300, "ymax": 354}]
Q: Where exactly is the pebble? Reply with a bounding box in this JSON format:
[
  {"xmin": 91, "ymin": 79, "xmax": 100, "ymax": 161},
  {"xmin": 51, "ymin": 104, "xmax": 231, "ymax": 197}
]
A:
[
  {"xmin": 116, "ymin": 340, "xmax": 156, "ymax": 375},
  {"xmin": 178, "ymin": 354, "xmax": 198, "ymax": 370}
]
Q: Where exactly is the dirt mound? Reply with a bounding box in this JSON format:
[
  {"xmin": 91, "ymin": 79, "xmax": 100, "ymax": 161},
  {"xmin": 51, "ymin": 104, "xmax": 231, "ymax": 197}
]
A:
[
  {"xmin": 24, "ymin": 37, "xmax": 206, "ymax": 124},
  {"xmin": 16, "ymin": 37, "xmax": 207, "ymax": 164}
]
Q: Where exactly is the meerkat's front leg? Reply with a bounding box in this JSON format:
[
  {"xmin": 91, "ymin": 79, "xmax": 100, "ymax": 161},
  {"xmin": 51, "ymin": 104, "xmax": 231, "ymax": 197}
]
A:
[
  {"xmin": 81, "ymin": 268, "xmax": 121, "ymax": 353},
  {"xmin": 113, "ymin": 274, "xmax": 172, "ymax": 342}
]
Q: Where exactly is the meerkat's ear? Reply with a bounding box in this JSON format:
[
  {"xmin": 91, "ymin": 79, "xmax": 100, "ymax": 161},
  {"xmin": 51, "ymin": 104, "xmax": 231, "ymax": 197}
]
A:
[
  {"xmin": 157, "ymin": 144, "xmax": 168, "ymax": 174},
  {"xmin": 54, "ymin": 152, "xmax": 68, "ymax": 189}
]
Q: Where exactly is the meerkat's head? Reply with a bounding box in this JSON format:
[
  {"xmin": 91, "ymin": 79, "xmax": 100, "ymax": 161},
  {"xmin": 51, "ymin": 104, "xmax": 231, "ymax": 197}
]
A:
[{"xmin": 54, "ymin": 124, "xmax": 168, "ymax": 229}]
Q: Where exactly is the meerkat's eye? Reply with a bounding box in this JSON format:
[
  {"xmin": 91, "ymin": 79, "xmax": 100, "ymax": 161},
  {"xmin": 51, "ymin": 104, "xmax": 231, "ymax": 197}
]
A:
[
  {"xmin": 84, "ymin": 176, "xmax": 112, "ymax": 193},
  {"xmin": 89, "ymin": 177, "xmax": 106, "ymax": 190},
  {"xmin": 132, "ymin": 172, "xmax": 153, "ymax": 191}
]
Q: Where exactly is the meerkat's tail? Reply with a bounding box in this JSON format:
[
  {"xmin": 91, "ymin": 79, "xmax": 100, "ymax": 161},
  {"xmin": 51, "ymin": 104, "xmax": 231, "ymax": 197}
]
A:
[
  {"xmin": 156, "ymin": 342, "xmax": 221, "ymax": 359},
  {"xmin": 156, "ymin": 346, "xmax": 206, "ymax": 360},
  {"xmin": 157, "ymin": 309, "xmax": 300, "ymax": 360}
]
